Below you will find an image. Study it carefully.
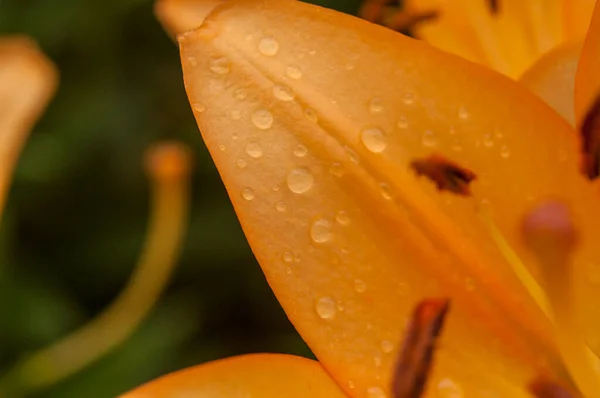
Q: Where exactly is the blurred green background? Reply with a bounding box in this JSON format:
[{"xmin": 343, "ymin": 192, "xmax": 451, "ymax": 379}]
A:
[{"xmin": 0, "ymin": 0, "xmax": 362, "ymax": 397}]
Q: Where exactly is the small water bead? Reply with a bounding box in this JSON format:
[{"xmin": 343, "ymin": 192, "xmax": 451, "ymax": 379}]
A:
[
  {"xmin": 251, "ymin": 108, "xmax": 274, "ymax": 130},
  {"xmin": 304, "ymin": 108, "xmax": 319, "ymax": 123},
  {"xmin": 236, "ymin": 159, "xmax": 247, "ymax": 168},
  {"xmin": 283, "ymin": 251, "xmax": 294, "ymax": 263},
  {"xmin": 230, "ymin": 110, "xmax": 242, "ymax": 120},
  {"xmin": 310, "ymin": 218, "xmax": 333, "ymax": 243},
  {"xmin": 397, "ymin": 117, "xmax": 408, "ymax": 129},
  {"xmin": 373, "ymin": 356, "xmax": 382, "ymax": 367},
  {"xmin": 234, "ymin": 89, "xmax": 248, "ymax": 100},
  {"xmin": 293, "ymin": 144, "xmax": 308, "ymax": 157},
  {"xmin": 402, "ymin": 92, "xmax": 415, "ymax": 106},
  {"xmin": 361, "ymin": 127, "xmax": 388, "ymax": 153},
  {"xmin": 369, "ymin": 97, "xmax": 384, "ymax": 114},
  {"xmin": 380, "ymin": 183, "xmax": 393, "ymax": 200},
  {"xmin": 354, "ymin": 279, "xmax": 367, "ymax": 293},
  {"xmin": 366, "ymin": 386, "xmax": 387, "ymax": 398},
  {"xmin": 245, "ymin": 142, "xmax": 263, "ymax": 158},
  {"xmin": 285, "ymin": 267, "xmax": 292, "ymax": 275},
  {"xmin": 335, "ymin": 210, "xmax": 350, "ymax": 225},
  {"xmin": 273, "ymin": 84, "xmax": 295, "ymax": 101},
  {"xmin": 218, "ymin": 144, "xmax": 226, "ymax": 151},
  {"xmin": 275, "ymin": 201, "xmax": 287, "ymax": 212},
  {"xmin": 209, "ymin": 57, "xmax": 230, "ymax": 74},
  {"xmin": 483, "ymin": 133, "xmax": 494, "ymax": 148},
  {"xmin": 272, "ymin": 185, "xmax": 280, "ymax": 192},
  {"xmin": 191, "ymin": 101, "xmax": 206, "ymax": 113},
  {"xmin": 458, "ymin": 106, "xmax": 470, "ymax": 120},
  {"xmin": 381, "ymin": 340, "xmax": 394, "ymax": 353},
  {"xmin": 500, "ymin": 145, "xmax": 511, "ymax": 158},
  {"xmin": 286, "ymin": 65, "xmax": 303, "ymax": 79},
  {"xmin": 451, "ymin": 139, "xmax": 463, "ymax": 152},
  {"xmin": 287, "ymin": 168, "xmax": 314, "ymax": 194},
  {"xmin": 231, "ymin": 133, "xmax": 239, "ymax": 140},
  {"xmin": 329, "ymin": 162, "xmax": 345, "ymax": 177},
  {"xmin": 242, "ymin": 188, "xmax": 255, "ymax": 201},
  {"xmin": 315, "ymin": 296, "xmax": 337, "ymax": 319},
  {"xmin": 345, "ymin": 63, "xmax": 355, "ymax": 71},
  {"xmin": 187, "ymin": 56, "xmax": 198, "ymax": 66},
  {"xmin": 421, "ymin": 130, "xmax": 437, "ymax": 147},
  {"xmin": 345, "ymin": 146, "xmax": 359, "ymax": 163},
  {"xmin": 437, "ymin": 378, "xmax": 465, "ymax": 398},
  {"xmin": 258, "ymin": 37, "xmax": 280, "ymax": 56},
  {"xmin": 348, "ymin": 381, "xmax": 356, "ymax": 390}
]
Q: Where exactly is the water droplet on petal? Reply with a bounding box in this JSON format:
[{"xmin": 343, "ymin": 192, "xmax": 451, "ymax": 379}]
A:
[
  {"xmin": 218, "ymin": 144, "xmax": 226, "ymax": 152},
  {"xmin": 251, "ymin": 109, "xmax": 274, "ymax": 130},
  {"xmin": 329, "ymin": 162, "xmax": 344, "ymax": 177},
  {"xmin": 258, "ymin": 37, "xmax": 280, "ymax": 56},
  {"xmin": 354, "ymin": 279, "xmax": 367, "ymax": 293},
  {"xmin": 369, "ymin": 97, "xmax": 384, "ymax": 114},
  {"xmin": 402, "ymin": 93, "xmax": 415, "ymax": 106},
  {"xmin": 345, "ymin": 146, "xmax": 359, "ymax": 163},
  {"xmin": 245, "ymin": 142, "xmax": 263, "ymax": 158},
  {"xmin": 192, "ymin": 101, "xmax": 206, "ymax": 113},
  {"xmin": 286, "ymin": 65, "xmax": 303, "ymax": 79},
  {"xmin": 304, "ymin": 108, "xmax": 318, "ymax": 123},
  {"xmin": 361, "ymin": 127, "xmax": 388, "ymax": 153},
  {"xmin": 483, "ymin": 133, "xmax": 494, "ymax": 148},
  {"xmin": 500, "ymin": 145, "xmax": 511, "ymax": 158},
  {"xmin": 348, "ymin": 381, "xmax": 356, "ymax": 389},
  {"xmin": 381, "ymin": 340, "xmax": 394, "ymax": 353},
  {"xmin": 230, "ymin": 110, "xmax": 242, "ymax": 120},
  {"xmin": 287, "ymin": 168, "xmax": 314, "ymax": 194},
  {"xmin": 421, "ymin": 130, "xmax": 437, "ymax": 147},
  {"xmin": 234, "ymin": 88, "xmax": 247, "ymax": 100},
  {"xmin": 275, "ymin": 201, "xmax": 287, "ymax": 212},
  {"xmin": 209, "ymin": 57, "xmax": 230, "ymax": 74},
  {"xmin": 315, "ymin": 296, "xmax": 337, "ymax": 319},
  {"xmin": 458, "ymin": 106, "xmax": 470, "ymax": 120},
  {"xmin": 187, "ymin": 56, "xmax": 198, "ymax": 66},
  {"xmin": 380, "ymin": 183, "xmax": 393, "ymax": 200},
  {"xmin": 283, "ymin": 251, "xmax": 294, "ymax": 263},
  {"xmin": 273, "ymin": 84, "xmax": 295, "ymax": 101},
  {"xmin": 242, "ymin": 188, "xmax": 254, "ymax": 201},
  {"xmin": 310, "ymin": 218, "xmax": 333, "ymax": 243},
  {"xmin": 335, "ymin": 210, "xmax": 350, "ymax": 225},
  {"xmin": 373, "ymin": 356, "xmax": 382, "ymax": 367},
  {"xmin": 293, "ymin": 144, "xmax": 308, "ymax": 157},
  {"xmin": 437, "ymin": 378, "xmax": 464, "ymax": 398},
  {"xmin": 397, "ymin": 117, "xmax": 408, "ymax": 129},
  {"xmin": 236, "ymin": 159, "xmax": 247, "ymax": 168},
  {"xmin": 367, "ymin": 386, "xmax": 386, "ymax": 398}
]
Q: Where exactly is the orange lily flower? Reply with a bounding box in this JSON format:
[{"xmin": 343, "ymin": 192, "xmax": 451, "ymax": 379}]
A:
[{"xmin": 125, "ymin": 0, "xmax": 600, "ymax": 397}]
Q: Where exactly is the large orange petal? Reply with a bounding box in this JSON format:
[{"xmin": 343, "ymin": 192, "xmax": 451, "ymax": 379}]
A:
[
  {"xmin": 519, "ymin": 41, "xmax": 582, "ymax": 126},
  {"xmin": 575, "ymin": 1, "xmax": 600, "ymax": 126},
  {"xmin": 0, "ymin": 37, "xmax": 57, "ymax": 220},
  {"xmin": 564, "ymin": 0, "xmax": 597, "ymax": 41},
  {"xmin": 119, "ymin": 354, "xmax": 347, "ymax": 397},
  {"xmin": 174, "ymin": 0, "xmax": 600, "ymax": 395}
]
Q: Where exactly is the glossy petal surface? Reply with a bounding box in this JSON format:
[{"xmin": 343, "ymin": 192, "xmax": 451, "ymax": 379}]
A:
[
  {"xmin": 519, "ymin": 41, "xmax": 582, "ymax": 126},
  {"xmin": 575, "ymin": 1, "xmax": 600, "ymax": 126},
  {"xmin": 120, "ymin": 354, "xmax": 347, "ymax": 398},
  {"xmin": 176, "ymin": 1, "xmax": 596, "ymax": 395},
  {"xmin": 0, "ymin": 37, "xmax": 57, "ymax": 219}
]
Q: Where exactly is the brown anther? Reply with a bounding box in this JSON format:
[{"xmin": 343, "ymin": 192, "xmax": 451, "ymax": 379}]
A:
[
  {"xmin": 410, "ymin": 154, "xmax": 476, "ymax": 196},
  {"xmin": 358, "ymin": 0, "xmax": 438, "ymax": 34},
  {"xmin": 529, "ymin": 377, "xmax": 576, "ymax": 398},
  {"xmin": 392, "ymin": 298, "xmax": 450, "ymax": 398},
  {"xmin": 486, "ymin": 0, "xmax": 499, "ymax": 15},
  {"xmin": 144, "ymin": 141, "xmax": 193, "ymax": 181},
  {"xmin": 580, "ymin": 93, "xmax": 600, "ymax": 179}
]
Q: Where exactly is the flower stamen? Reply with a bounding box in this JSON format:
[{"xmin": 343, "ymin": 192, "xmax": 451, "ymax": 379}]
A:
[
  {"xmin": 580, "ymin": 92, "xmax": 600, "ymax": 179},
  {"xmin": 523, "ymin": 201, "xmax": 600, "ymax": 398},
  {"xmin": 529, "ymin": 376, "xmax": 576, "ymax": 398}
]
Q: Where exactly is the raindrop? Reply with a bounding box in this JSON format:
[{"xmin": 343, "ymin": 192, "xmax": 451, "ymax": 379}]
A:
[
  {"xmin": 304, "ymin": 108, "xmax": 319, "ymax": 123},
  {"xmin": 335, "ymin": 210, "xmax": 350, "ymax": 225},
  {"xmin": 437, "ymin": 378, "xmax": 464, "ymax": 398},
  {"xmin": 348, "ymin": 381, "xmax": 356, "ymax": 389},
  {"xmin": 234, "ymin": 88, "xmax": 247, "ymax": 100},
  {"xmin": 381, "ymin": 340, "xmax": 394, "ymax": 353},
  {"xmin": 218, "ymin": 144, "xmax": 226, "ymax": 151},
  {"xmin": 258, "ymin": 37, "xmax": 280, "ymax": 56},
  {"xmin": 242, "ymin": 188, "xmax": 255, "ymax": 201},
  {"xmin": 361, "ymin": 127, "xmax": 388, "ymax": 153},
  {"xmin": 315, "ymin": 296, "xmax": 337, "ymax": 319},
  {"xmin": 329, "ymin": 162, "xmax": 344, "ymax": 177},
  {"xmin": 209, "ymin": 57, "xmax": 230, "ymax": 74},
  {"xmin": 397, "ymin": 117, "xmax": 408, "ymax": 129},
  {"xmin": 421, "ymin": 130, "xmax": 437, "ymax": 147},
  {"xmin": 231, "ymin": 133, "xmax": 239, "ymax": 140},
  {"xmin": 286, "ymin": 65, "xmax": 303, "ymax": 79},
  {"xmin": 245, "ymin": 142, "xmax": 263, "ymax": 158},
  {"xmin": 458, "ymin": 106, "xmax": 470, "ymax": 120},
  {"xmin": 373, "ymin": 356, "xmax": 382, "ymax": 367},
  {"xmin": 500, "ymin": 145, "xmax": 511, "ymax": 159},
  {"xmin": 287, "ymin": 168, "xmax": 314, "ymax": 194},
  {"xmin": 345, "ymin": 146, "xmax": 359, "ymax": 163},
  {"xmin": 402, "ymin": 93, "xmax": 415, "ymax": 106},
  {"xmin": 380, "ymin": 183, "xmax": 393, "ymax": 200},
  {"xmin": 310, "ymin": 218, "xmax": 333, "ymax": 243},
  {"xmin": 187, "ymin": 56, "xmax": 198, "ymax": 66},
  {"xmin": 275, "ymin": 201, "xmax": 287, "ymax": 212},
  {"xmin": 293, "ymin": 144, "xmax": 308, "ymax": 157},
  {"xmin": 273, "ymin": 84, "xmax": 295, "ymax": 101},
  {"xmin": 230, "ymin": 110, "xmax": 242, "ymax": 120},
  {"xmin": 483, "ymin": 133, "xmax": 494, "ymax": 148},
  {"xmin": 366, "ymin": 386, "xmax": 387, "ymax": 398},
  {"xmin": 251, "ymin": 108, "xmax": 274, "ymax": 130},
  {"xmin": 369, "ymin": 97, "xmax": 384, "ymax": 114},
  {"xmin": 236, "ymin": 159, "xmax": 247, "ymax": 169},
  {"xmin": 191, "ymin": 101, "xmax": 206, "ymax": 113},
  {"xmin": 283, "ymin": 251, "xmax": 294, "ymax": 263},
  {"xmin": 354, "ymin": 279, "xmax": 367, "ymax": 293}
]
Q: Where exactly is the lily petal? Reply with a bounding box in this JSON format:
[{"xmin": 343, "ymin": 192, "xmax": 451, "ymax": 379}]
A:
[
  {"xmin": 519, "ymin": 41, "xmax": 582, "ymax": 126},
  {"xmin": 564, "ymin": 0, "xmax": 597, "ymax": 40},
  {"xmin": 177, "ymin": 0, "xmax": 593, "ymax": 395},
  {"xmin": 155, "ymin": 0, "xmax": 226, "ymax": 37},
  {"xmin": 575, "ymin": 1, "xmax": 600, "ymax": 127},
  {"xmin": 119, "ymin": 354, "xmax": 347, "ymax": 397},
  {"xmin": 0, "ymin": 37, "xmax": 57, "ymax": 221}
]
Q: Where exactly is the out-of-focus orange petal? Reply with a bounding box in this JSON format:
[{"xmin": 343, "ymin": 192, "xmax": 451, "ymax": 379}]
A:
[
  {"xmin": 0, "ymin": 37, "xmax": 57, "ymax": 219},
  {"xmin": 519, "ymin": 41, "xmax": 582, "ymax": 126},
  {"xmin": 564, "ymin": 0, "xmax": 597, "ymax": 40},
  {"xmin": 575, "ymin": 1, "xmax": 600, "ymax": 127},
  {"xmin": 155, "ymin": 0, "xmax": 227, "ymax": 37},
  {"xmin": 119, "ymin": 354, "xmax": 347, "ymax": 398},
  {"xmin": 175, "ymin": 0, "xmax": 600, "ymax": 395}
]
